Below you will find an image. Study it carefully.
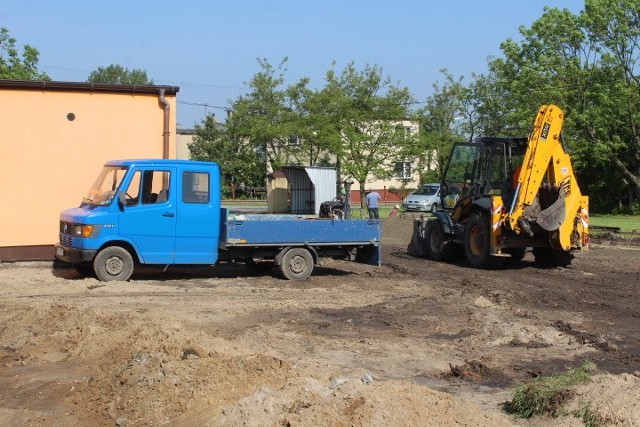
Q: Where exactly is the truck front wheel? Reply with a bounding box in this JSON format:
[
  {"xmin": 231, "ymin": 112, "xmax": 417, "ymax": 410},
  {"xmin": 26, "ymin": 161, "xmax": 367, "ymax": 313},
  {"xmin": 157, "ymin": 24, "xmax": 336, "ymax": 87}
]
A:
[
  {"xmin": 279, "ymin": 248, "xmax": 314, "ymax": 280},
  {"xmin": 94, "ymin": 246, "xmax": 134, "ymax": 282}
]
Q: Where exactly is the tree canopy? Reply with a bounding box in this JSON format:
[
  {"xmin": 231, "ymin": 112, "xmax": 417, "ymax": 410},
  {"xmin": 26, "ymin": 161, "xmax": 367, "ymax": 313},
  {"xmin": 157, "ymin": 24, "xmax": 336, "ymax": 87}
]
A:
[
  {"xmin": 0, "ymin": 27, "xmax": 49, "ymax": 80},
  {"xmin": 189, "ymin": 115, "xmax": 265, "ymax": 198},
  {"xmin": 478, "ymin": 0, "xmax": 640, "ymax": 211},
  {"xmin": 87, "ymin": 64, "xmax": 153, "ymax": 85},
  {"xmin": 222, "ymin": 58, "xmax": 414, "ymax": 204}
]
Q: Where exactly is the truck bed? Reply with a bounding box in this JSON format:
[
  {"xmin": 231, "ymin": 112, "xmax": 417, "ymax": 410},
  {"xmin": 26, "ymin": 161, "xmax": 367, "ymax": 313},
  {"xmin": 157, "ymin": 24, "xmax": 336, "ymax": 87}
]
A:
[{"xmin": 224, "ymin": 214, "xmax": 381, "ymax": 246}]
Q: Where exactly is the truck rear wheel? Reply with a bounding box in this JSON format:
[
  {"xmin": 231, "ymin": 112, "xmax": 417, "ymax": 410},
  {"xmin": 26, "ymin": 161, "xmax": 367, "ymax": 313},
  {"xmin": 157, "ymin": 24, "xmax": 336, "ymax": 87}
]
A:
[
  {"xmin": 279, "ymin": 248, "xmax": 314, "ymax": 280},
  {"xmin": 464, "ymin": 211, "xmax": 491, "ymax": 268},
  {"xmin": 94, "ymin": 246, "xmax": 134, "ymax": 282}
]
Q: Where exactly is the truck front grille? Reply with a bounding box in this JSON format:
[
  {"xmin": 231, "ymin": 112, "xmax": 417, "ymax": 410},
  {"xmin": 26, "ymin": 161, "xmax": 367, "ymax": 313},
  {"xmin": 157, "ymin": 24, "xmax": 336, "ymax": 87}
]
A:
[
  {"xmin": 59, "ymin": 221, "xmax": 73, "ymax": 246},
  {"xmin": 60, "ymin": 234, "xmax": 73, "ymax": 246}
]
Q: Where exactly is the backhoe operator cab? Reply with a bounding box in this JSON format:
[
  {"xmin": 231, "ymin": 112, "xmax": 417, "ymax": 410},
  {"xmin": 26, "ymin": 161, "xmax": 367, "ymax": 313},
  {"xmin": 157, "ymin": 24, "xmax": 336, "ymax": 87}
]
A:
[
  {"xmin": 419, "ymin": 105, "xmax": 589, "ymax": 268},
  {"xmin": 440, "ymin": 137, "xmax": 527, "ymax": 211}
]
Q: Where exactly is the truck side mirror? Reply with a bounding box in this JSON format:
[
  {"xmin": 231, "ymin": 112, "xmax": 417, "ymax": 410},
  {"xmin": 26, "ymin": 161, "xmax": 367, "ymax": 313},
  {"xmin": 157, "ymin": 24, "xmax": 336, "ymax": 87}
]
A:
[{"xmin": 118, "ymin": 193, "xmax": 126, "ymax": 211}]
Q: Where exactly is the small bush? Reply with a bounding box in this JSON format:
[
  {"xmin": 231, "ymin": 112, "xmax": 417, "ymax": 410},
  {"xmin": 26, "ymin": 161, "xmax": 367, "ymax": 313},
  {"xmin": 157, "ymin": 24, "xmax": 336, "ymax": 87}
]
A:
[{"xmin": 509, "ymin": 361, "xmax": 598, "ymax": 419}]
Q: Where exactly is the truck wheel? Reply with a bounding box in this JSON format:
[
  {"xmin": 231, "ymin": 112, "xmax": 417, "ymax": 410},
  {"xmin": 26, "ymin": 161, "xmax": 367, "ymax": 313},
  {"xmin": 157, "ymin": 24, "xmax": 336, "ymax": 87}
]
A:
[
  {"xmin": 280, "ymin": 248, "xmax": 314, "ymax": 280},
  {"xmin": 464, "ymin": 211, "xmax": 491, "ymax": 268},
  {"xmin": 94, "ymin": 246, "xmax": 134, "ymax": 282}
]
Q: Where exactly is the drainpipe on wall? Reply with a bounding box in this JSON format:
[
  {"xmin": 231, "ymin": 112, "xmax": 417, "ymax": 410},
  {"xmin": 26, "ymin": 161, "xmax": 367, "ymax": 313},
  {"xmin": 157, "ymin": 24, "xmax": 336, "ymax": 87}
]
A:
[{"xmin": 158, "ymin": 88, "xmax": 170, "ymax": 159}]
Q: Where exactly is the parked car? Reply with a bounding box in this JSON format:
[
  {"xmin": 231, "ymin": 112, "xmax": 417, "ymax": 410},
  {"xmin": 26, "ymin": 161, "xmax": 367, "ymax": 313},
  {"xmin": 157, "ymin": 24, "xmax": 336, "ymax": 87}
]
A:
[{"xmin": 402, "ymin": 183, "xmax": 441, "ymax": 213}]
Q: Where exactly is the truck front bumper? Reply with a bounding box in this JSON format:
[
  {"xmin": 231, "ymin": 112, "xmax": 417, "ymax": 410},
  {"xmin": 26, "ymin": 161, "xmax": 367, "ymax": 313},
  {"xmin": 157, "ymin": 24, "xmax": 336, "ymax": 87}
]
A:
[{"xmin": 55, "ymin": 244, "xmax": 97, "ymax": 264}]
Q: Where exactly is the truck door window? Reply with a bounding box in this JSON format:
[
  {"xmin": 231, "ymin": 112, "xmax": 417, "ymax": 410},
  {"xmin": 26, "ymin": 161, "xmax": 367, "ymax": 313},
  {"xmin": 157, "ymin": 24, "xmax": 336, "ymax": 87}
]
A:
[
  {"xmin": 123, "ymin": 170, "xmax": 170, "ymax": 206},
  {"xmin": 144, "ymin": 170, "xmax": 170, "ymax": 204},
  {"xmin": 182, "ymin": 171, "xmax": 209, "ymax": 203}
]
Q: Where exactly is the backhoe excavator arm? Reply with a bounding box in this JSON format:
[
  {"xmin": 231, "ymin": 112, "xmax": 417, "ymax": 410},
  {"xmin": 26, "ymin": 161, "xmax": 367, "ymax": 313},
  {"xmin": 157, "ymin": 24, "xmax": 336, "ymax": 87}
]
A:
[{"xmin": 507, "ymin": 105, "xmax": 588, "ymax": 250}]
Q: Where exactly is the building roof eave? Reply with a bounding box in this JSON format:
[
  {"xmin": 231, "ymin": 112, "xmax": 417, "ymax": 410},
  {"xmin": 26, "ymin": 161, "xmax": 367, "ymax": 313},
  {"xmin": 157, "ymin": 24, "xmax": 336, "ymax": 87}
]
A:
[{"xmin": 0, "ymin": 79, "xmax": 180, "ymax": 95}]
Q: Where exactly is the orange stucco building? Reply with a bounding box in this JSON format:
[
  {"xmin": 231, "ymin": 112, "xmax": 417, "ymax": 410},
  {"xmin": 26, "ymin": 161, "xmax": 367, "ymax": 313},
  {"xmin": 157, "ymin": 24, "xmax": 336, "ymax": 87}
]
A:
[{"xmin": 0, "ymin": 80, "xmax": 179, "ymax": 261}]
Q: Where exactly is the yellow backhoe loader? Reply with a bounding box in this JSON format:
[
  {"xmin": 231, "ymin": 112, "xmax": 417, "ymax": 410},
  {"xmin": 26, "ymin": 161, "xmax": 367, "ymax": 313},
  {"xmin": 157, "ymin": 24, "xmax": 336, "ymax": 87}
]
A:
[{"xmin": 410, "ymin": 104, "xmax": 589, "ymax": 267}]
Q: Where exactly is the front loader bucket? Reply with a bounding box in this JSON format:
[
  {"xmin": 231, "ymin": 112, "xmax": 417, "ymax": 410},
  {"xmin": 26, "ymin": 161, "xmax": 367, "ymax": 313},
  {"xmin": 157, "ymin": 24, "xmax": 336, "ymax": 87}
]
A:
[{"xmin": 407, "ymin": 217, "xmax": 428, "ymax": 257}]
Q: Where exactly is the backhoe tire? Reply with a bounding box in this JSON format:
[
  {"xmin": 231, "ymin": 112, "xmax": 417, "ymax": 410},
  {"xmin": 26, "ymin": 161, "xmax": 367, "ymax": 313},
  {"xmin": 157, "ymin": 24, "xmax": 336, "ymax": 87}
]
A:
[
  {"xmin": 279, "ymin": 248, "xmax": 314, "ymax": 281},
  {"xmin": 94, "ymin": 246, "xmax": 134, "ymax": 282},
  {"xmin": 533, "ymin": 247, "xmax": 574, "ymax": 268},
  {"xmin": 425, "ymin": 220, "xmax": 455, "ymax": 262},
  {"xmin": 464, "ymin": 211, "xmax": 491, "ymax": 268}
]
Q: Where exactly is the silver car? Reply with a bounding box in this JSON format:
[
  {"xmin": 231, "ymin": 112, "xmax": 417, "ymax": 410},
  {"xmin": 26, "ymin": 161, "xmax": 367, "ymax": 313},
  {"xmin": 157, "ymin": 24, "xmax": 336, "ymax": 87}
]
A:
[{"xmin": 402, "ymin": 183, "xmax": 441, "ymax": 213}]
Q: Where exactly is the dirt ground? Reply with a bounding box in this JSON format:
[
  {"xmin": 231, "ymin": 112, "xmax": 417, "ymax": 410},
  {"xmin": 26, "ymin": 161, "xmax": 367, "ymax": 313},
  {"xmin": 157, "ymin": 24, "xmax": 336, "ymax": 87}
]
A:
[{"xmin": 1, "ymin": 214, "xmax": 639, "ymax": 426}]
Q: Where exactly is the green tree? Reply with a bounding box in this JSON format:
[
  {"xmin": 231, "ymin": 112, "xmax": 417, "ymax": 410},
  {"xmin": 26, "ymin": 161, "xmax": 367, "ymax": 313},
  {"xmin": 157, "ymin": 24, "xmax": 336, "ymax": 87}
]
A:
[
  {"xmin": 0, "ymin": 27, "xmax": 49, "ymax": 80},
  {"xmin": 324, "ymin": 62, "xmax": 414, "ymax": 206},
  {"xmin": 483, "ymin": 1, "xmax": 640, "ymax": 211},
  {"xmin": 87, "ymin": 64, "xmax": 153, "ymax": 85},
  {"xmin": 226, "ymin": 58, "xmax": 297, "ymax": 172},
  {"xmin": 411, "ymin": 71, "xmax": 469, "ymax": 185},
  {"xmin": 189, "ymin": 115, "xmax": 264, "ymax": 198}
]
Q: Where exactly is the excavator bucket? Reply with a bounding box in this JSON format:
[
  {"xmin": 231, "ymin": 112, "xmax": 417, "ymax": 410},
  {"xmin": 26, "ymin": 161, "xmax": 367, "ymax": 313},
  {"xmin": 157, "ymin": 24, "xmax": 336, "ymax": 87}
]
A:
[{"xmin": 536, "ymin": 191, "xmax": 566, "ymax": 231}]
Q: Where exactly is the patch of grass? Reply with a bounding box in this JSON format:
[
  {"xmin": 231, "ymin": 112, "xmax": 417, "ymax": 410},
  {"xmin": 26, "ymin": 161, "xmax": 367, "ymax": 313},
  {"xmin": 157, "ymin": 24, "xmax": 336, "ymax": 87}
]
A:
[
  {"xmin": 590, "ymin": 214, "xmax": 640, "ymax": 233},
  {"xmin": 508, "ymin": 361, "xmax": 598, "ymax": 419},
  {"xmin": 574, "ymin": 402, "xmax": 600, "ymax": 427}
]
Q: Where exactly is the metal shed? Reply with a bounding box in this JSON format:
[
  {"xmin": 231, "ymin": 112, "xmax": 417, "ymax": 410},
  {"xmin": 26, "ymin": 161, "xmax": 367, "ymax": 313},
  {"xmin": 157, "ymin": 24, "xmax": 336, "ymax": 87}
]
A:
[{"xmin": 282, "ymin": 166, "xmax": 337, "ymax": 215}]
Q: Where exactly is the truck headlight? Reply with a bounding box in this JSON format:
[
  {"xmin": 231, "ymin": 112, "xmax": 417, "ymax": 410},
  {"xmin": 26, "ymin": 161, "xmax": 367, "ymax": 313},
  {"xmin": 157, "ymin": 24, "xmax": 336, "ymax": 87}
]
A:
[{"xmin": 73, "ymin": 225, "xmax": 99, "ymax": 238}]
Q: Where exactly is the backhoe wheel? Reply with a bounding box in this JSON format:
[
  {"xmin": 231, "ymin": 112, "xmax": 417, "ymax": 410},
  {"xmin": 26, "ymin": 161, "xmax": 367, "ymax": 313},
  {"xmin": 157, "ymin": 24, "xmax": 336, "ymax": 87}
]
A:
[
  {"xmin": 425, "ymin": 219, "xmax": 452, "ymax": 261},
  {"xmin": 533, "ymin": 247, "xmax": 574, "ymax": 268},
  {"xmin": 464, "ymin": 211, "xmax": 491, "ymax": 268},
  {"xmin": 279, "ymin": 248, "xmax": 314, "ymax": 281},
  {"xmin": 94, "ymin": 246, "xmax": 134, "ymax": 282}
]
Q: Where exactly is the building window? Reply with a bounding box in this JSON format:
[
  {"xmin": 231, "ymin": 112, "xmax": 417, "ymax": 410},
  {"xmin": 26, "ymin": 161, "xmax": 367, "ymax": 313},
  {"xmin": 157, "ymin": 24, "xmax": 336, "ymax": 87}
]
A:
[
  {"xmin": 395, "ymin": 125, "xmax": 413, "ymax": 141},
  {"xmin": 394, "ymin": 162, "xmax": 412, "ymax": 180}
]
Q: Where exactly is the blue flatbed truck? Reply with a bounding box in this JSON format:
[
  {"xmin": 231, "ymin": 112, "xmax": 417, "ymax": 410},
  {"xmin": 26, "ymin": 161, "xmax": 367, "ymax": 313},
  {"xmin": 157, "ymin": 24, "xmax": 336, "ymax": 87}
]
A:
[{"xmin": 55, "ymin": 159, "xmax": 381, "ymax": 281}]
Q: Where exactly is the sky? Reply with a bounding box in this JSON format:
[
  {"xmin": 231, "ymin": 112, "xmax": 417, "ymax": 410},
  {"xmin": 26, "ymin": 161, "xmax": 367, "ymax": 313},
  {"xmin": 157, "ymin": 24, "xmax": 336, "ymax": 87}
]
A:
[{"xmin": 3, "ymin": 1, "xmax": 585, "ymax": 128}]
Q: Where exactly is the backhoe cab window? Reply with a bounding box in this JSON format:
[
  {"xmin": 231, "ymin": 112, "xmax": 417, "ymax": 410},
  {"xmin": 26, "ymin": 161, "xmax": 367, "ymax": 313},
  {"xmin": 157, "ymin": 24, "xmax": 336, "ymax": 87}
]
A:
[
  {"xmin": 444, "ymin": 144, "xmax": 482, "ymax": 198},
  {"xmin": 82, "ymin": 166, "xmax": 128, "ymax": 206}
]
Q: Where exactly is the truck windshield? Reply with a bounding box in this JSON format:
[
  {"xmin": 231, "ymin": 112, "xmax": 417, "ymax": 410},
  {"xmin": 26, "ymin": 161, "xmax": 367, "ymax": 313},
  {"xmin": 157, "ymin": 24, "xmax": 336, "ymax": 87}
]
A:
[{"xmin": 82, "ymin": 166, "xmax": 129, "ymax": 206}]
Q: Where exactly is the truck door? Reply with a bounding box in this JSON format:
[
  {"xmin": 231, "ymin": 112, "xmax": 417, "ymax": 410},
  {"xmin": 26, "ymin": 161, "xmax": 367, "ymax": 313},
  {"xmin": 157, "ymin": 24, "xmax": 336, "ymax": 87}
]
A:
[
  {"xmin": 174, "ymin": 169, "xmax": 221, "ymax": 264},
  {"xmin": 119, "ymin": 167, "xmax": 177, "ymax": 264}
]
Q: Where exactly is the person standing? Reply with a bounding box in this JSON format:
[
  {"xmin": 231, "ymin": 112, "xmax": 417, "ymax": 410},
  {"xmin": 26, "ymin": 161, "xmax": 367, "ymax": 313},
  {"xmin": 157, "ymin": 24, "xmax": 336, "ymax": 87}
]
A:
[{"xmin": 365, "ymin": 189, "xmax": 382, "ymax": 219}]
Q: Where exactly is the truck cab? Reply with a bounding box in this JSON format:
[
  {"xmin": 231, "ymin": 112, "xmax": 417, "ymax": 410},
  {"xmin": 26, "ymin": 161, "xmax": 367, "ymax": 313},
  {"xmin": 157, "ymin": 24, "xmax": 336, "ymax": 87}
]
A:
[{"xmin": 56, "ymin": 159, "xmax": 222, "ymax": 280}]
